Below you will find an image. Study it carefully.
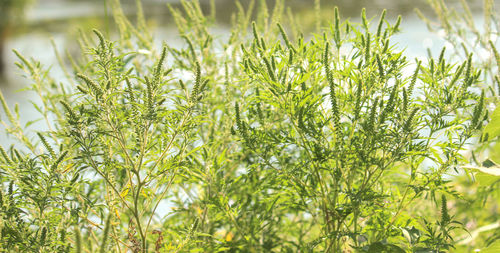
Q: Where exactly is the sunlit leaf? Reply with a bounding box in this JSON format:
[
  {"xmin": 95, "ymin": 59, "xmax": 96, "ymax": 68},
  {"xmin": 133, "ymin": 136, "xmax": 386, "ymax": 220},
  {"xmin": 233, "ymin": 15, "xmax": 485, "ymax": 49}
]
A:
[
  {"xmin": 475, "ymin": 171, "xmax": 500, "ymax": 186},
  {"xmin": 463, "ymin": 166, "xmax": 500, "ymax": 186},
  {"xmin": 484, "ymin": 105, "xmax": 500, "ymax": 139},
  {"xmin": 481, "ymin": 240, "xmax": 500, "ymax": 253}
]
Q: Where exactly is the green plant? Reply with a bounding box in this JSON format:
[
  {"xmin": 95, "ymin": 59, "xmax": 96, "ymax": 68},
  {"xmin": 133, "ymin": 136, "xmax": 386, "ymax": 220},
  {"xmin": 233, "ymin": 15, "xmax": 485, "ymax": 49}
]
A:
[
  {"xmin": 418, "ymin": 0, "xmax": 500, "ymax": 251},
  {"xmin": 232, "ymin": 5, "xmax": 486, "ymax": 250},
  {"xmin": 0, "ymin": 0, "xmax": 489, "ymax": 252}
]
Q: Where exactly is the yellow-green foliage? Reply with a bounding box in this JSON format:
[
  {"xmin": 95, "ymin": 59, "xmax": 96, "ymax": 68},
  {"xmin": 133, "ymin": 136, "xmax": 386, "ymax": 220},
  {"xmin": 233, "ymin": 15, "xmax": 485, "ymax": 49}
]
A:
[{"xmin": 0, "ymin": 0, "xmax": 497, "ymax": 252}]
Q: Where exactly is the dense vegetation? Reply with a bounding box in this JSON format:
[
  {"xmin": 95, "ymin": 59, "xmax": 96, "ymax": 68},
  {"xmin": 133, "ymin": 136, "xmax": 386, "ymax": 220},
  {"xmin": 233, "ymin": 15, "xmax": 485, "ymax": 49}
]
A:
[{"xmin": 0, "ymin": 0, "xmax": 499, "ymax": 252}]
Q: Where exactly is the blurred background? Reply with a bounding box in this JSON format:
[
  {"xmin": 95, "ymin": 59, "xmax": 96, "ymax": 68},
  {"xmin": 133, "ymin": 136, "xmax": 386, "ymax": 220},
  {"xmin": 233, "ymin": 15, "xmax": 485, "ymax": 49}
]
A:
[
  {"xmin": 1, "ymin": 0, "xmax": 488, "ymax": 82},
  {"xmin": 0, "ymin": 0, "xmax": 494, "ymax": 143}
]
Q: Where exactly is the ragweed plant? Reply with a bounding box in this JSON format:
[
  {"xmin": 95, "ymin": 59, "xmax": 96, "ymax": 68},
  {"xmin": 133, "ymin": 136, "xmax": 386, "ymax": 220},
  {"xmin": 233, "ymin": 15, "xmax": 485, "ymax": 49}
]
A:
[
  {"xmin": 232, "ymin": 6, "xmax": 484, "ymax": 251},
  {"xmin": 0, "ymin": 0, "xmax": 489, "ymax": 252},
  {"xmin": 2, "ymin": 0, "xmax": 208, "ymax": 251},
  {"xmin": 419, "ymin": 0, "xmax": 500, "ymax": 251},
  {"xmin": 417, "ymin": 0, "xmax": 499, "ymax": 98}
]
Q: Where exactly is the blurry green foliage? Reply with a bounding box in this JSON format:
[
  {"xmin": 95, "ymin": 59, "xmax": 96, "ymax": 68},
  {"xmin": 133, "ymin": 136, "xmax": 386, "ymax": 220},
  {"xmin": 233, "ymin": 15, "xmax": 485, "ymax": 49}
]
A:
[{"xmin": 419, "ymin": 0, "xmax": 500, "ymax": 251}]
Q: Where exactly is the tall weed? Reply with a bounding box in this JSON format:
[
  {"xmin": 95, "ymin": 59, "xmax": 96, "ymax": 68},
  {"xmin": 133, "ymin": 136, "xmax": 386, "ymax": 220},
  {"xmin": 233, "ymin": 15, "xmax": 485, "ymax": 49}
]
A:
[{"xmin": 0, "ymin": 0, "xmax": 489, "ymax": 252}]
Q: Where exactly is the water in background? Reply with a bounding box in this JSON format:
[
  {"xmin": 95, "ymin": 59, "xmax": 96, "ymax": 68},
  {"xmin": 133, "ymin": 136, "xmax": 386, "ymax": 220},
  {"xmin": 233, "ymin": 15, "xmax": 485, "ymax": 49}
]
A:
[{"xmin": 0, "ymin": 0, "xmax": 477, "ymax": 146}]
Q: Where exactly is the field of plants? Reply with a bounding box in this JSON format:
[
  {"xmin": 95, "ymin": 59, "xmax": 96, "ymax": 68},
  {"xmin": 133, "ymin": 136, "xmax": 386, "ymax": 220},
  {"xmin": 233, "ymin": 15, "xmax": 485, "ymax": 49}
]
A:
[{"xmin": 0, "ymin": 0, "xmax": 499, "ymax": 252}]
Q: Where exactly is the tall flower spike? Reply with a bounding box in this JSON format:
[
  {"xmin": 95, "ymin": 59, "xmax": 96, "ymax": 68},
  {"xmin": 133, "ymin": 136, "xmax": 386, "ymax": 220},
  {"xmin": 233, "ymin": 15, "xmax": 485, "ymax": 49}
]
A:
[
  {"xmin": 0, "ymin": 146, "xmax": 13, "ymax": 165},
  {"xmin": 252, "ymin": 22, "xmax": 261, "ymax": 48},
  {"xmin": 429, "ymin": 58, "xmax": 435, "ymax": 75},
  {"xmin": 125, "ymin": 78, "xmax": 136, "ymax": 103},
  {"xmin": 490, "ymin": 41, "xmax": 500, "ymax": 70},
  {"xmin": 75, "ymin": 226, "xmax": 82, "ymax": 253},
  {"xmin": 367, "ymin": 97, "xmax": 378, "ymax": 132},
  {"xmin": 360, "ymin": 34, "xmax": 365, "ymax": 53},
  {"xmin": 376, "ymin": 54, "xmax": 384, "ymax": 79},
  {"xmin": 277, "ymin": 23, "xmax": 296, "ymax": 53},
  {"xmin": 0, "ymin": 89, "xmax": 16, "ymax": 124},
  {"xmin": 153, "ymin": 46, "xmax": 167, "ymax": 86},
  {"xmin": 52, "ymin": 151, "xmax": 68, "ymax": 170},
  {"xmin": 14, "ymin": 149, "xmax": 23, "ymax": 163},
  {"xmin": 256, "ymin": 88, "xmax": 264, "ymax": 122},
  {"xmin": 464, "ymin": 53, "xmax": 472, "ymax": 83},
  {"xmin": 361, "ymin": 8, "xmax": 368, "ymax": 29},
  {"xmin": 402, "ymin": 87, "xmax": 408, "ymax": 114},
  {"xmin": 235, "ymin": 102, "xmax": 241, "ymax": 129},
  {"xmin": 471, "ymin": 90, "xmax": 484, "ymax": 129},
  {"xmin": 144, "ymin": 77, "xmax": 155, "ymax": 118},
  {"xmin": 404, "ymin": 107, "xmax": 419, "ymax": 132},
  {"xmin": 76, "ymin": 85, "xmax": 88, "ymax": 94},
  {"xmin": 263, "ymin": 57, "xmax": 276, "ymax": 82},
  {"xmin": 92, "ymin": 29, "xmax": 106, "ymax": 51},
  {"xmin": 191, "ymin": 62, "xmax": 202, "ymax": 102},
  {"xmin": 235, "ymin": 102, "xmax": 248, "ymax": 141},
  {"xmin": 450, "ymin": 63, "xmax": 464, "ymax": 88},
  {"xmin": 323, "ymin": 41, "xmax": 330, "ymax": 65},
  {"xmin": 37, "ymin": 132, "xmax": 56, "ymax": 158},
  {"xmin": 60, "ymin": 101, "xmax": 77, "ymax": 121},
  {"xmin": 365, "ymin": 33, "xmax": 371, "ymax": 63},
  {"xmin": 380, "ymin": 81, "xmax": 398, "ymax": 123},
  {"xmin": 99, "ymin": 214, "xmax": 111, "ymax": 253},
  {"xmin": 271, "ymin": 57, "xmax": 277, "ymax": 72},
  {"xmin": 77, "ymin": 73, "xmax": 102, "ymax": 97},
  {"xmin": 354, "ymin": 80, "xmax": 363, "ymax": 120},
  {"xmin": 408, "ymin": 60, "xmax": 421, "ymax": 99},
  {"xmin": 323, "ymin": 42, "xmax": 341, "ymax": 139},
  {"xmin": 12, "ymin": 49, "xmax": 35, "ymax": 74},
  {"xmin": 441, "ymin": 195, "xmax": 450, "ymax": 225},
  {"xmin": 382, "ymin": 39, "xmax": 389, "ymax": 54},
  {"xmin": 334, "ymin": 7, "xmax": 341, "ymax": 48},
  {"xmin": 376, "ymin": 9, "xmax": 386, "ymax": 38},
  {"xmin": 260, "ymin": 38, "xmax": 267, "ymax": 50},
  {"xmin": 393, "ymin": 15, "xmax": 402, "ymax": 33}
]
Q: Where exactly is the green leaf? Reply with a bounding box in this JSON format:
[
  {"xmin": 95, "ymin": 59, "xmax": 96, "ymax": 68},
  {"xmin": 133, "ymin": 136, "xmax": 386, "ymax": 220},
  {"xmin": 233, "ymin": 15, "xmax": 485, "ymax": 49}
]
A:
[
  {"xmin": 490, "ymin": 142, "xmax": 500, "ymax": 164},
  {"xmin": 481, "ymin": 240, "xmax": 500, "ymax": 253},
  {"xmin": 484, "ymin": 105, "xmax": 500, "ymax": 139},
  {"xmin": 464, "ymin": 164, "xmax": 500, "ymax": 186},
  {"xmin": 475, "ymin": 171, "xmax": 500, "ymax": 186},
  {"xmin": 476, "ymin": 166, "xmax": 500, "ymax": 176}
]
